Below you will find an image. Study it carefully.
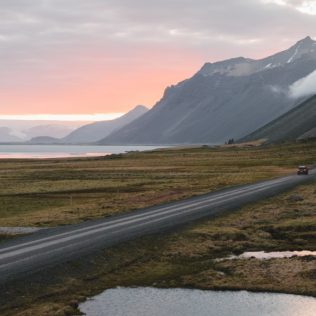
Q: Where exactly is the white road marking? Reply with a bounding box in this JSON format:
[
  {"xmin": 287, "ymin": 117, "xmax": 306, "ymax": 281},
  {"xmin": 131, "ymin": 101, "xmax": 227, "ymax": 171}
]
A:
[
  {"xmin": 0, "ymin": 176, "xmax": 291, "ymax": 262},
  {"xmin": 0, "ymin": 176, "xmax": 292, "ymax": 256},
  {"xmin": 0, "ymin": 175, "xmax": 298, "ymax": 271}
]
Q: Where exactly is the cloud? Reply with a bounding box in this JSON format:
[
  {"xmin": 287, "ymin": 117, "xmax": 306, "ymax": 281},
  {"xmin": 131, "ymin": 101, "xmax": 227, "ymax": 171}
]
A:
[
  {"xmin": 289, "ymin": 69, "xmax": 316, "ymax": 98},
  {"xmin": 296, "ymin": 1, "xmax": 316, "ymax": 15},
  {"xmin": 262, "ymin": 0, "xmax": 316, "ymax": 15},
  {"xmin": 1, "ymin": 0, "xmax": 316, "ymax": 114},
  {"xmin": 0, "ymin": 1, "xmax": 315, "ymax": 56}
]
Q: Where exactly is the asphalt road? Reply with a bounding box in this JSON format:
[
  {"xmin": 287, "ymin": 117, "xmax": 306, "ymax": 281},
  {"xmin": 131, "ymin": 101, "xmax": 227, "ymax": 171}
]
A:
[{"xmin": 0, "ymin": 170, "xmax": 315, "ymax": 284}]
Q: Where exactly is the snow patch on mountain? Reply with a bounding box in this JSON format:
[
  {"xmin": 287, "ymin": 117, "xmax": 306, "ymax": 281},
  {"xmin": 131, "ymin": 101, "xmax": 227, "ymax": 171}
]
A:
[{"xmin": 287, "ymin": 46, "xmax": 299, "ymax": 63}]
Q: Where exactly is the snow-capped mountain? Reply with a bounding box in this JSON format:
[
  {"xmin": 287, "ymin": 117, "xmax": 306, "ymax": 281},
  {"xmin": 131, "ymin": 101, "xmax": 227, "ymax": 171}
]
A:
[
  {"xmin": 100, "ymin": 37, "xmax": 316, "ymax": 145},
  {"xmin": 199, "ymin": 36, "xmax": 316, "ymax": 77}
]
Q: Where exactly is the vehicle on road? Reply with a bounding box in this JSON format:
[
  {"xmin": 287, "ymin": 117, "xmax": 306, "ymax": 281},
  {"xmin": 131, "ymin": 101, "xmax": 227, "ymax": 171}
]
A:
[{"xmin": 297, "ymin": 165, "xmax": 309, "ymax": 175}]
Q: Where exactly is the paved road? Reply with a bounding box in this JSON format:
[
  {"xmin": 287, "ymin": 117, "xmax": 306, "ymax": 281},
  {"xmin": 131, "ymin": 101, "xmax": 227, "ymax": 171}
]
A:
[{"xmin": 0, "ymin": 170, "xmax": 315, "ymax": 284}]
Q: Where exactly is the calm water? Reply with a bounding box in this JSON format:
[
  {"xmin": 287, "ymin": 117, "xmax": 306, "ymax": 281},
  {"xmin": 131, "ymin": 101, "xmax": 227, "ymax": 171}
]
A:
[
  {"xmin": 227, "ymin": 251, "xmax": 316, "ymax": 260},
  {"xmin": 0, "ymin": 145, "xmax": 166, "ymax": 159},
  {"xmin": 79, "ymin": 287, "xmax": 316, "ymax": 316}
]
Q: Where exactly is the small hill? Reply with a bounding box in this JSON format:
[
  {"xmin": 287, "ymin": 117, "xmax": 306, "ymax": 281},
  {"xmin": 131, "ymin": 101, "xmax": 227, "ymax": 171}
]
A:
[
  {"xmin": 240, "ymin": 95, "xmax": 316, "ymax": 143},
  {"xmin": 24, "ymin": 124, "xmax": 73, "ymax": 140},
  {"xmin": 29, "ymin": 136, "xmax": 61, "ymax": 144},
  {"xmin": 63, "ymin": 105, "xmax": 148, "ymax": 144}
]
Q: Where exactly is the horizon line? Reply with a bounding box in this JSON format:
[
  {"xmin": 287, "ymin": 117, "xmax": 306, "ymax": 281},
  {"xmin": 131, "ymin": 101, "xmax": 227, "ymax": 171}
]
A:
[{"xmin": 0, "ymin": 113, "xmax": 125, "ymax": 122}]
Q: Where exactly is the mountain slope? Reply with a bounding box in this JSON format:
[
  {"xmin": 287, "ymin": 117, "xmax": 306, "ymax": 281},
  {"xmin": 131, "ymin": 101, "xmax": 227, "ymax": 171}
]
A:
[
  {"xmin": 63, "ymin": 105, "xmax": 148, "ymax": 144},
  {"xmin": 24, "ymin": 125, "xmax": 73, "ymax": 140},
  {"xmin": 101, "ymin": 37, "xmax": 316, "ymax": 145},
  {"xmin": 240, "ymin": 95, "xmax": 316, "ymax": 143},
  {"xmin": 29, "ymin": 136, "xmax": 61, "ymax": 144}
]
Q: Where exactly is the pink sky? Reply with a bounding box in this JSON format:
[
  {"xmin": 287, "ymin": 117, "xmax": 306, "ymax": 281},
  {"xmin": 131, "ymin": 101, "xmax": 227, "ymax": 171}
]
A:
[
  {"xmin": 1, "ymin": 0, "xmax": 316, "ymax": 119},
  {"xmin": 1, "ymin": 48, "xmax": 202, "ymax": 115}
]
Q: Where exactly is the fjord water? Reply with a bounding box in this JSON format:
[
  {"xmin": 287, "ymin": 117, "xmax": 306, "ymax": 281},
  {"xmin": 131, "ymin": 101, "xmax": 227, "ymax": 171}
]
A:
[
  {"xmin": 80, "ymin": 287, "xmax": 316, "ymax": 316},
  {"xmin": 0, "ymin": 145, "xmax": 166, "ymax": 159}
]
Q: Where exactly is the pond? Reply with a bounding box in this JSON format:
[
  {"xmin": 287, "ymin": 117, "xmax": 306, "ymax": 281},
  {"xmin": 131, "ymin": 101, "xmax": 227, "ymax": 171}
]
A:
[
  {"xmin": 225, "ymin": 250, "xmax": 316, "ymax": 260},
  {"xmin": 79, "ymin": 287, "xmax": 316, "ymax": 316}
]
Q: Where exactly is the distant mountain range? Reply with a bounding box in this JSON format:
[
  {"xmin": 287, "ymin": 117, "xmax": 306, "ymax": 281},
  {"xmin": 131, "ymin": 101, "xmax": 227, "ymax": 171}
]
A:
[
  {"xmin": 23, "ymin": 124, "xmax": 74, "ymax": 140},
  {"xmin": 3, "ymin": 37, "xmax": 316, "ymax": 146},
  {"xmin": 240, "ymin": 94, "xmax": 316, "ymax": 143},
  {"xmin": 0, "ymin": 120, "xmax": 84, "ymax": 142},
  {"xmin": 0, "ymin": 127, "xmax": 22, "ymax": 143},
  {"xmin": 62, "ymin": 105, "xmax": 148, "ymax": 144},
  {"xmin": 100, "ymin": 36, "xmax": 316, "ymax": 145}
]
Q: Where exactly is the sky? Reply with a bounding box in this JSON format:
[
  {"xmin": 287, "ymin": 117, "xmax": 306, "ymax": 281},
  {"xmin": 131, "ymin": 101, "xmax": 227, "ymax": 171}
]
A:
[{"xmin": 1, "ymin": 0, "xmax": 316, "ymax": 120}]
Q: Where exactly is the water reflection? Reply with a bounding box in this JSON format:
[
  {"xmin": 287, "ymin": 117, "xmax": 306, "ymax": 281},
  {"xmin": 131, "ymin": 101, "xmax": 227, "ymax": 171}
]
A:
[
  {"xmin": 0, "ymin": 152, "xmax": 107, "ymax": 159},
  {"xmin": 227, "ymin": 251, "xmax": 316, "ymax": 260},
  {"xmin": 80, "ymin": 287, "xmax": 316, "ymax": 316},
  {"xmin": 0, "ymin": 145, "xmax": 167, "ymax": 159}
]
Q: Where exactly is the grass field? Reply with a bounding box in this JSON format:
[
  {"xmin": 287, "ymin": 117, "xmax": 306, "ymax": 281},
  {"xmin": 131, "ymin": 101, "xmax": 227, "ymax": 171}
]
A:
[
  {"xmin": 0, "ymin": 140, "xmax": 316, "ymax": 227},
  {"xmin": 2, "ymin": 180, "xmax": 315, "ymax": 316}
]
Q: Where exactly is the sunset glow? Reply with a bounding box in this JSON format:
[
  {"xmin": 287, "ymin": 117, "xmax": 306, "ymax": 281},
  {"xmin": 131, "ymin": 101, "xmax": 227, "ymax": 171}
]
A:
[
  {"xmin": 1, "ymin": 0, "xmax": 316, "ymax": 117},
  {"xmin": 0, "ymin": 114, "xmax": 124, "ymax": 122}
]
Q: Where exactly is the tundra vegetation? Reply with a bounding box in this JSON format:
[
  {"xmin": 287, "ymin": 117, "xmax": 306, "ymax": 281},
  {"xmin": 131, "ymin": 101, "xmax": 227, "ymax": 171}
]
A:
[
  {"xmin": 0, "ymin": 141, "xmax": 315, "ymax": 229},
  {"xmin": 0, "ymin": 140, "xmax": 315, "ymax": 315}
]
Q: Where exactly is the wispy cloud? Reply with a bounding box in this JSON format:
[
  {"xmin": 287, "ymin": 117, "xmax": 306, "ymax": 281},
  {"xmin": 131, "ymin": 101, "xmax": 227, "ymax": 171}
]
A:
[
  {"xmin": 289, "ymin": 69, "xmax": 316, "ymax": 98},
  {"xmin": 261, "ymin": 0, "xmax": 316, "ymax": 15}
]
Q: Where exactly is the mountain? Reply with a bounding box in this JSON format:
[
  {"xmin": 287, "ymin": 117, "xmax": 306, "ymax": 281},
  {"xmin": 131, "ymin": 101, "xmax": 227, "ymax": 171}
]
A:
[
  {"xmin": 23, "ymin": 124, "xmax": 74, "ymax": 140},
  {"xmin": 101, "ymin": 36, "xmax": 316, "ymax": 145},
  {"xmin": 29, "ymin": 136, "xmax": 61, "ymax": 144},
  {"xmin": 0, "ymin": 120, "xmax": 85, "ymax": 141},
  {"xmin": 240, "ymin": 94, "xmax": 316, "ymax": 143},
  {"xmin": 0, "ymin": 127, "xmax": 22, "ymax": 143},
  {"xmin": 63, "ymin": 105, "xmax": 148, "ymax": 144}
]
